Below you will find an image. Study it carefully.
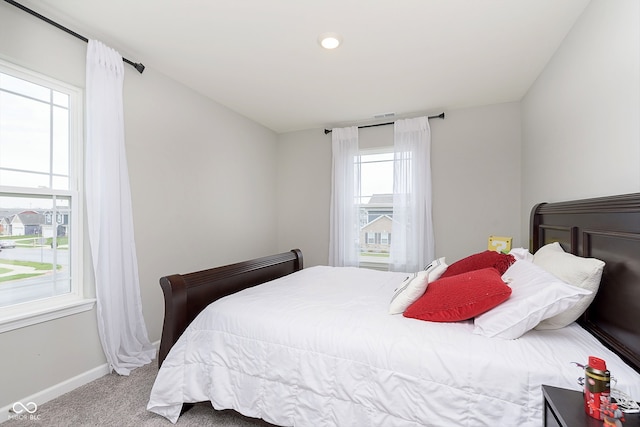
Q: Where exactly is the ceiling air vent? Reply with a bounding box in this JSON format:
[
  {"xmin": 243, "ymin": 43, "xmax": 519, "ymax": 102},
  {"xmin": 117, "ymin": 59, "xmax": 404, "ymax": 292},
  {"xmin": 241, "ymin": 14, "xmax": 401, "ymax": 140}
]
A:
[{"xmin": 373, "ymin": 112, "xmax": 395, "ymax": 119}]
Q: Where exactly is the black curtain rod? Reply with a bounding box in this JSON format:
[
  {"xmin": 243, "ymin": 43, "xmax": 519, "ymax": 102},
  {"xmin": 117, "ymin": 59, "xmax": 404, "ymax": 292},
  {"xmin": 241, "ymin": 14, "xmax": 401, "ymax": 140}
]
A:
[
  {"xmin": 4, "ymin": 0, "xmax": 145, "ymax": 74},
  {"xmin": 324, "ymin": 112, "xmax": 445, "ymax": 134}
]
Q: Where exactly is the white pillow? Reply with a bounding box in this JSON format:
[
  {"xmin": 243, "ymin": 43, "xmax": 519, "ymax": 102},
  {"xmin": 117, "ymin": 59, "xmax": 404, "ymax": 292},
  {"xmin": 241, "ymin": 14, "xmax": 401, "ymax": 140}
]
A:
[
  {"xmin": 473, "ymin": 260, "xmax": 592, "ymax": 339},
  {"xmin": 532, "ymin": 242, "xmax": 605, "ymax": 330},
  {"xmin": 388, "ymin": 257, "xmax": 447, "ymax": 315},
  {"xmin": 508, "ymin": 247, "xmax": 534, "ymax": 262},
  {"xmin": 424, "ymin": 256, "xmax": 447, "ymax": 281}
]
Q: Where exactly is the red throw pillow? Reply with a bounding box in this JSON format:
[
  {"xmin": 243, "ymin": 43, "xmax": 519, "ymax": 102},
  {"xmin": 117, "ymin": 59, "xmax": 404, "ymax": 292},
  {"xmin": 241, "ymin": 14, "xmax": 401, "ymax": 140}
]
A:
[
  {"xmin": 403, "ymin": 268, "xmax": 512, "ymax": 322},
  {"xmin": 440, "ymin": 250, "xmax": 515, "ymax": 278}
]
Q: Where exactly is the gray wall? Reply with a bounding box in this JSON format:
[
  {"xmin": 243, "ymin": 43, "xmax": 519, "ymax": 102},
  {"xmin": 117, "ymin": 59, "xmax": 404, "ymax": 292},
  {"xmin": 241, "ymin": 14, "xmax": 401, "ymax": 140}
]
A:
[
  {"xmin": 0, "ymin": 2, "xmax": 279, "ymax": 410},
  {"xmin": 277, "ymin": 102, "xmax": 522, "ymax": 266},
  {"xmin": 521, "ymin": 0, "xmax": 640, "ymax": 241}
]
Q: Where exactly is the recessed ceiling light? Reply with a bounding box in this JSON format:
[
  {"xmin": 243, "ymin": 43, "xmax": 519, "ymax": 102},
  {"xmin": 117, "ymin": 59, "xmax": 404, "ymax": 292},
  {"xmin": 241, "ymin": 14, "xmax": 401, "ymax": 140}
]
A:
[{"xmin": 318, "ymin": 32, "xmax": 342, "ymax": 50}]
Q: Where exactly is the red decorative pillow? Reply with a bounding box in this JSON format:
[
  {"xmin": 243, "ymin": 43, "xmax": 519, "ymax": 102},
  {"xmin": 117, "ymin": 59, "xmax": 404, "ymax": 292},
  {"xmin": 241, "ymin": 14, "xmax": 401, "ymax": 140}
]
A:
[
  {"xmin": 403, "ymin": 268, "xmax": 512, "ymax": 322},
  {"xmin": 440, "ymin": 250, "xmax": 515, "ymax": 278}
]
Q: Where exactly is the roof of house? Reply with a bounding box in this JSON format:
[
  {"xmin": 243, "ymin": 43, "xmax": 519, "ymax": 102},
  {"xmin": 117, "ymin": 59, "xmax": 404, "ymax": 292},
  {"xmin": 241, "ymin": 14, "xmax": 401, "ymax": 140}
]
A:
[
  {"xmin": 361, "ymin": 214, "xmax": 392, "ymax": 230},
  {"xmin": 10, "ymin": 211, "xmax": 45, "ymax": 226},
  {"xmin": 367, "ymin": 194, "xmax": 393, "ymax": 205}
]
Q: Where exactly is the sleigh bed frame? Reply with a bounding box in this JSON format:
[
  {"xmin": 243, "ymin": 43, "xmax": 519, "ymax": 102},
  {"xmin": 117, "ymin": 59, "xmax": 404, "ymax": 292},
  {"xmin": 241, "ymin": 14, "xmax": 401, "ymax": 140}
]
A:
[{"xmin": 157, "ymin": 192, "xmax": 640, "ymax": 374}]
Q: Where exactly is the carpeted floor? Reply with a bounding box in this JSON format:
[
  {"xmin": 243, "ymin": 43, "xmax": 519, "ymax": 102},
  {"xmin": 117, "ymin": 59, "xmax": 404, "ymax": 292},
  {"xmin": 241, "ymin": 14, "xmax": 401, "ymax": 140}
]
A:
[{"xmin": 4, "ymin": 362, "xmax": 275, "ymax": 427}]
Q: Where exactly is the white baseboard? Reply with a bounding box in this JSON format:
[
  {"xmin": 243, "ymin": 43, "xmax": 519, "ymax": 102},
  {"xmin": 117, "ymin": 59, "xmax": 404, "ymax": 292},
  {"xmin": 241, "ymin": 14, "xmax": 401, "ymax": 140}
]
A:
[{"xmin": 1, "ymin": 339, "xmax": 160, "ymax": 424}]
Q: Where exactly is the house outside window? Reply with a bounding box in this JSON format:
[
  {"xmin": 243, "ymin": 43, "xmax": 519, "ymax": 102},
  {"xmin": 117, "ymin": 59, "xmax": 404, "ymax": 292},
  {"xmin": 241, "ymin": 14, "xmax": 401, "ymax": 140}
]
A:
[{"xmin": 0, "ymin": 59, "xmax": 91, "ymax": 332}]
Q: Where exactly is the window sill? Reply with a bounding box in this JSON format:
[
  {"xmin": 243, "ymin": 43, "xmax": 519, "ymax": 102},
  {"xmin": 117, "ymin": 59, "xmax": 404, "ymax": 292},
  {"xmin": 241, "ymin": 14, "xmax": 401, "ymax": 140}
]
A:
[{"xmin": 0, "ymin": 295, "xmax": 96, "ymax": 333}]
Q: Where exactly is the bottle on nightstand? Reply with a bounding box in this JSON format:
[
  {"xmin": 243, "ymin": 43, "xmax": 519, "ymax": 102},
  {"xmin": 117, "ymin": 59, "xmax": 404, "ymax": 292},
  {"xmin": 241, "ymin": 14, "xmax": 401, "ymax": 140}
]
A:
[{"xmin": 584, "ymin": 356, "xmax": 611, "ymax": 420}]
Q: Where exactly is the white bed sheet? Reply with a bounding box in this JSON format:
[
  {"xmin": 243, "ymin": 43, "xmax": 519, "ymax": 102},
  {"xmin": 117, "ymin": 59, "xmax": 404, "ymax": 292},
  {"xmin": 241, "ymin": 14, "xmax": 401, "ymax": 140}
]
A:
[{"xmin": 147, "ymin": 266, "xmax": 640, "ymax": 426}]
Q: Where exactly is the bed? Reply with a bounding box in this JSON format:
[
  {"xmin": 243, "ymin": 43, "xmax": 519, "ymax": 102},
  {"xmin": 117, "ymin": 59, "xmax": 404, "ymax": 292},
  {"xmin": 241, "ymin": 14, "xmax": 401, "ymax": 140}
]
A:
[{"xmin": 147, "ymin": 193, "xmax": 640, "ymax": 426}]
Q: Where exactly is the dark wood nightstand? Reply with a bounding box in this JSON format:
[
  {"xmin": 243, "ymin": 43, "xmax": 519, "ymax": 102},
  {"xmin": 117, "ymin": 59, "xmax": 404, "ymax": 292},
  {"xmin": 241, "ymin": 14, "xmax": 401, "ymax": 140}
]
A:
[{"xmin": 542, "ymin": 385, "xmax": 640, "ymax": 427}]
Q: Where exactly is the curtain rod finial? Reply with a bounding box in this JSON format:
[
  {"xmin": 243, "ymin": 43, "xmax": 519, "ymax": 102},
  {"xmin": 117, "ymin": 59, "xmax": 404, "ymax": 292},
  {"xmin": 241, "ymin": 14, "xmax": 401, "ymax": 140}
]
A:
[{"xmin": 134, "ymin": 63, "xmax": 145, "ymax": 74}]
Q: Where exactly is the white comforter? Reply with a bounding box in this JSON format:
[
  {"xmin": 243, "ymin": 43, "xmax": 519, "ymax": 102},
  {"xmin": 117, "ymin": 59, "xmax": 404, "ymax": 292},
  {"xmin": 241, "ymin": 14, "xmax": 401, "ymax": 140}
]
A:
[{"xmin": 147, "ymin": 266, "xmax": 640, "ymax": 426}]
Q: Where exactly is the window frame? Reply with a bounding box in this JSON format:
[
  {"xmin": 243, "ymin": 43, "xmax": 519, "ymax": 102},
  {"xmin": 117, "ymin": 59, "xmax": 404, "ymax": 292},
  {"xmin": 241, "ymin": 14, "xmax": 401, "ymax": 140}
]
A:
[{"xmin": 0, "ymin": 58, "xmax": 94, "ymax": 333}]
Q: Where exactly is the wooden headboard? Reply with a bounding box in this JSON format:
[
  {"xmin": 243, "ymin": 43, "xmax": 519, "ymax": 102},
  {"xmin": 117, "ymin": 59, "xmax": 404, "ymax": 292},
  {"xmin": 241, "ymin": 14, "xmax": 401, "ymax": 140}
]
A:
[{"xmin": 530, "ymin": 192, "xmax": 640, "ymax": 373}]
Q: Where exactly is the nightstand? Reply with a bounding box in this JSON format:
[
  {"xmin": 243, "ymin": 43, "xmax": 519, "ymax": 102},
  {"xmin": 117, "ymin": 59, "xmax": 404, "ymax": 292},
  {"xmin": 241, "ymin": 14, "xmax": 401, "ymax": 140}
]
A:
[{"xmin": 542, "ymin": 385, "xmax": 640, "ymax": 427}]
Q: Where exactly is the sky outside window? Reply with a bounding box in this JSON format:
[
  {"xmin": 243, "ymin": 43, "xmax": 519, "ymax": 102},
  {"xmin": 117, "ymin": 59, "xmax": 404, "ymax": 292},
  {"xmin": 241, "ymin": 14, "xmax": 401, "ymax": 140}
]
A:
[{"xmin": 360, "ymin": 151, "xmax": 393, "ymax": 204}]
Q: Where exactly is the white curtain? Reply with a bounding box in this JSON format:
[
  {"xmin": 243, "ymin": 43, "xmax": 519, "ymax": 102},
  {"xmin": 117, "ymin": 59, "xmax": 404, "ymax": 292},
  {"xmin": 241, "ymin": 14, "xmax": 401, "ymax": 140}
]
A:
[
  {"xmin": 389, "ymin": 116, "xmax": 434, "ymax": 272},
  {"xmin": 86, "ymin": 40, "xmax": 155, "ymax": 375},
  {"xmin": 329, "ymin": 126, "xmax": 361, "ymax": 267}
]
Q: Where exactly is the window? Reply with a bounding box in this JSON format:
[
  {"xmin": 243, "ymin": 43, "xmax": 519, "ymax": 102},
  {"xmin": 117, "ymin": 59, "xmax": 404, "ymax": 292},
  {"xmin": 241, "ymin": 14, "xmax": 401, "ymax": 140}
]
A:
[
  {"xmin": 358, "ymin": 148, "xmax": 393, "ymax": 270},
  {"xmin": 0, "ymin": 59, "xmax": 92, "ymax": 332}
]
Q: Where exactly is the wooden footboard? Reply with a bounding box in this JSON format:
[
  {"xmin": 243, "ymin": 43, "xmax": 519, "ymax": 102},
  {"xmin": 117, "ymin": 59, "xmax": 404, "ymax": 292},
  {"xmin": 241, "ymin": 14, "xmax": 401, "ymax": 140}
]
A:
[{"xmin": 158, "ymin": 249, "xmax": 303, "ymax": 366}]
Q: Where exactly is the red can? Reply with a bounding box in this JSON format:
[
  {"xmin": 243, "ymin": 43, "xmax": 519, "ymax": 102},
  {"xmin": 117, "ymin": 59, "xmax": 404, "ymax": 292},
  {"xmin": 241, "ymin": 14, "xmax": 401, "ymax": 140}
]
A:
[{"xmin": 584, "ymin": 356, "xmax": 611, "ymax": 419}]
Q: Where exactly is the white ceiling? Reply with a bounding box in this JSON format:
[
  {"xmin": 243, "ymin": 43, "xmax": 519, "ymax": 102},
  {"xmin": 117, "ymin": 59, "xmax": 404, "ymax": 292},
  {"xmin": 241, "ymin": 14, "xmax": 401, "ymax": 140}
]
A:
[{"xmin": 17, "ymin": 0, "xmax": 591, "ymax": 133}]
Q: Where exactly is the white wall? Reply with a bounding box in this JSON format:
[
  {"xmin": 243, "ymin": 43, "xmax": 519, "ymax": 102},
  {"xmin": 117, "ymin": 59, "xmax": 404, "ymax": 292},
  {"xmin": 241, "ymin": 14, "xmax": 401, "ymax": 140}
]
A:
[
  {"xmin": 521, "ymin": 0, "xmax": 640, "ymax": 241},
  {"xmin": 0, "ymin": 2, "xmax": 279, "ymax": 411},
  {"xmin": 124, "ymin": 67, "xmax": 280, "ymax": 343},
  {"xmin": 431, "ymin": 103, "xmax": 522, "ymax": 261},
  {"xmin": 276, "ymin": 129, "xmax": 332, "ymax": 267},
  {"xmin": 277, "ymin": 102, "xmax": 522, "ymax": 266}
]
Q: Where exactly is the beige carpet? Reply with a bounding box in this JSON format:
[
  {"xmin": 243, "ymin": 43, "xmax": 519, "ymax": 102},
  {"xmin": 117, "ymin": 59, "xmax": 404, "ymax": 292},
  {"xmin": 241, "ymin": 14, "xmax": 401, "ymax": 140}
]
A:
[{"xmin": 4, "ymin": 362, "xmax": 276, "ymax": 427}]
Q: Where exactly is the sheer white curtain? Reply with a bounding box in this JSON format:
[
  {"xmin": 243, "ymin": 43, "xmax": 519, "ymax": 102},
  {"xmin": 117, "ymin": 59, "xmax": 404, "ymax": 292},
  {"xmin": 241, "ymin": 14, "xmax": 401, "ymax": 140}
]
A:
[
  {"xmin": 86, "ymin": 40, "xmax": 155, "ymax": 375},
  {"xmin": 389, "ymin": 116, "xmax": 434, "ymax": 272},
  {"xmin": 329, "ymin": 126, "xmax": 361, "ymax": 267}
]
